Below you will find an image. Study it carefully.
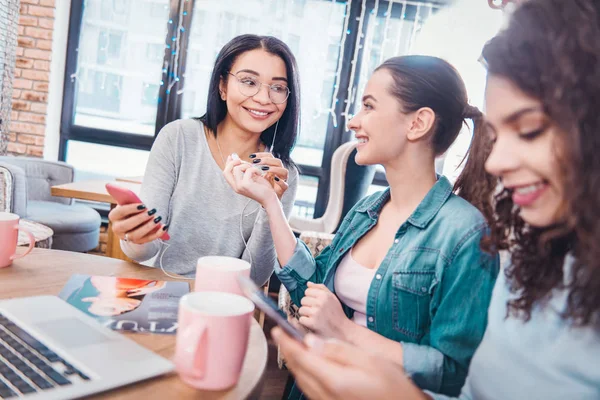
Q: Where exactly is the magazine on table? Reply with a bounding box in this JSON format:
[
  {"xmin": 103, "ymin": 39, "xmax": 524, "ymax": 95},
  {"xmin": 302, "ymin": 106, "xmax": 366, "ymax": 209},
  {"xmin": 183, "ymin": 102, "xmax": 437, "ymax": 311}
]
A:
[{"xmin": 58, "ymin": 274, "xmax": 189, "ymax": 335}]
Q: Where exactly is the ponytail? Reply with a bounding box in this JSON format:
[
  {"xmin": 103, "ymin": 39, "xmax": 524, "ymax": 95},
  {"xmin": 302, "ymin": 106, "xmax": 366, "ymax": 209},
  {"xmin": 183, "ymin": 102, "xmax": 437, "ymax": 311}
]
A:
[{"xmin": 453, "ymin": 105, "xmax": 498, "ymax": 226}]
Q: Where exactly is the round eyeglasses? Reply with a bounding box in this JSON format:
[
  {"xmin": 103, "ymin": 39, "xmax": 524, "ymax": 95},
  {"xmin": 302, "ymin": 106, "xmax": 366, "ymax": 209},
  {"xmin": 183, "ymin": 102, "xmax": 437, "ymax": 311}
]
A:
[{"xmin": 228, "ymin": 72, "xmax": 290, "ymax": 104}]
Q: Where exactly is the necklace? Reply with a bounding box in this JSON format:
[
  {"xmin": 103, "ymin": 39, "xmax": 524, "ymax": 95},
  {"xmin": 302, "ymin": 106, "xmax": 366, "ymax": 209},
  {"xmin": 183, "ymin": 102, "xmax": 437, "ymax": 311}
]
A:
[
  {"xmin": 215, "ymin": 134, "xmax": 261, "ymax": 167},
  {"xmin": 215, "ymin": 135, "xmax": 227, "ymax": 165}
]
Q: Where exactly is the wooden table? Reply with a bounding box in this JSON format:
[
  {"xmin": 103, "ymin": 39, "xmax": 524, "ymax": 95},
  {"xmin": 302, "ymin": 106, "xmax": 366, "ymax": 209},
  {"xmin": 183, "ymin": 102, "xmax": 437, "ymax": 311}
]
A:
[
  {"xmin": 18, "ymin": 219, "xmax": 54, "ymax": 249},
  {"xmin": 116, "ymin": 176, "xmax": 143, "ymax": 184},
  {"xmin": 51, "ymin": 180, "xmax": 142, "ymax": 260},
  {"xmin": 0, "ymin": 248, "xmax": 268, "ymax": 399}
]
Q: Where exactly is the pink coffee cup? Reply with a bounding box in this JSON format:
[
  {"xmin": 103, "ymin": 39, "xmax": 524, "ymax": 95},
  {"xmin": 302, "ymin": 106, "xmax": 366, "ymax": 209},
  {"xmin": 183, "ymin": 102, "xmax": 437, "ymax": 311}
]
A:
[
  {"xmin": 194, "ymin": 256, "xmax": 251, "ymax": 296},
  {"xmin": 0, "ymin": 212, "xmax": 35, "ymax": 268},
  {"xmin": 174, "ymin": 291, "xmax": 255, "ymax": 390}
]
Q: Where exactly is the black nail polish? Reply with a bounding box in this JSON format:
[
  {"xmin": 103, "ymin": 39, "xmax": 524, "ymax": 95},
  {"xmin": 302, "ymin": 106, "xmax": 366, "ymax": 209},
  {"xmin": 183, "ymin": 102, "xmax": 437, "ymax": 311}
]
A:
[
  {"xmin": 252, "ymin": 158, "xmax": 261, "ymax": 164},
  {"xmin": 148, "ymin": 208, "xmax": 157, "ymax": 216},
  {"xmin": 261, "ymin": 166, "xmax": 270, "ymax": 171},
  {"xmin": 154, "ymin": 216, "xmax": 162, "ymax": 223},
  {"xmin": 249, "ymin": 154, "xmax": 257, "ymax": 159},
  {"xmin": 274, "ymin": 176, "xmax": 280, "ymax": 182},
  {"xmin": 162, "ymin": 225, "xmax": 169, "ymax": 231},
  {"xmin": 137, "ymin": 204, "xmax": 146, "ymax": 210}
]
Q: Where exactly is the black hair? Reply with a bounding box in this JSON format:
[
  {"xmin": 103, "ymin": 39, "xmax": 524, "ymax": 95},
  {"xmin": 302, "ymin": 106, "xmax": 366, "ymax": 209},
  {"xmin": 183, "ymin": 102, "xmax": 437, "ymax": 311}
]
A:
[{"xmin": 199, "ymin": 34, "xmax": 300, "ymax": 166}]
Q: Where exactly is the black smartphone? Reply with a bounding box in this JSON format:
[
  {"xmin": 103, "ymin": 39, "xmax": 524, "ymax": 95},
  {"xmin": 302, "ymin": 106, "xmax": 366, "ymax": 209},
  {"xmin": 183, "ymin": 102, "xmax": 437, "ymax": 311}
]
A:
[{"xmin": 238, "ymin": 275, "xmax": 306, "ymax": 342}]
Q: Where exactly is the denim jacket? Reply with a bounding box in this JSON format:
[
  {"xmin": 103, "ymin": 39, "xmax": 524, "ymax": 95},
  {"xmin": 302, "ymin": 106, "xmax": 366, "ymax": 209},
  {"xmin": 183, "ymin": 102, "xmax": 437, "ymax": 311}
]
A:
[{"xmin": 276, "ymin": 176, "xmax": 499, "ymax": 396}]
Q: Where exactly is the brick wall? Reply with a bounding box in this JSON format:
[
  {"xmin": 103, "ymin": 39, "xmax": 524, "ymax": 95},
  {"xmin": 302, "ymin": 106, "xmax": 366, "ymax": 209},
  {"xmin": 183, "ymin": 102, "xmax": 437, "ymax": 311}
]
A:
[
  {"xmin": 7, "ymin": 1, "xmax": 109, "ymax": 257},
  {"xmin": 8, "ymin": 0, "xmax": 55, "ymax": 156}
]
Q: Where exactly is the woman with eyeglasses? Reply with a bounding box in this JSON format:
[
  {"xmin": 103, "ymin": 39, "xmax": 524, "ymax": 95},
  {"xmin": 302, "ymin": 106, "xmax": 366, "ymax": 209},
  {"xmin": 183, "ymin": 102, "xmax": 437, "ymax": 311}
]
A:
[
  {"xmin": 272, "ymin": 0, "xmax": 600, "ymax": 399},
  {"xmin": 108, "ymin": 34, "xmax": 300, "ymax": 284}
]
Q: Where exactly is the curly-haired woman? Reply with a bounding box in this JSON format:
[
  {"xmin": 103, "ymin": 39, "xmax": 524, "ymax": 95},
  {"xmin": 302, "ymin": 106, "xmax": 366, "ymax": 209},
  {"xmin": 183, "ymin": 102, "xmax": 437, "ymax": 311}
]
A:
[{"xmin": 272, "ymin": 0, "xmax": 600, "ymax": 399}]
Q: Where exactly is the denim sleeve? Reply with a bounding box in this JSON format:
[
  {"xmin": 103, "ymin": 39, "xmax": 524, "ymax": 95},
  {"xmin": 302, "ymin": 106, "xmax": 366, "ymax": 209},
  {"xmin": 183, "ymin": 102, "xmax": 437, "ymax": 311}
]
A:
[
  {"xmin": 424, "ymin": 372, "xmax": 474, "ymax": 400},
  {"xmin": 404, "ymin": 224, "xmax": 499, "ymax": 396},
  {"xmin": 425, "ymin": 389, "xmax": 471, "ymax": 400},
  {"xmin": 274, "ymin": 239, "xmax": 334, "ymax": 307}
]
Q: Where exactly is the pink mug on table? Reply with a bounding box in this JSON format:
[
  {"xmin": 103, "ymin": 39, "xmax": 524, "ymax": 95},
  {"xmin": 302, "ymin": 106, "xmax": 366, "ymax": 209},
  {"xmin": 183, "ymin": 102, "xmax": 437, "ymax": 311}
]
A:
[
  {"xmin": 174, "ymin": 291, "xmax": 255, "ymax": 390},
  {"xmin": 0, "ymin": 212, "xmax": 35, "ymax": 268},
  {"xmin": 194, "ymin": 256, "xmax": 251, "ymax": 296}
]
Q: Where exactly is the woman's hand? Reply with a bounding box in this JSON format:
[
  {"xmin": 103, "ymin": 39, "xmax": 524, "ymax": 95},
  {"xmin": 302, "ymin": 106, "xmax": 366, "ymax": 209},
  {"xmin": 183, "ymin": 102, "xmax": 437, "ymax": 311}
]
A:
[
  {"xmin": 223, "ymin": 155, "xmax": 287, "ymax": 207},
  {"xmin": 272, "ymin": 328, "xmax": 428, "ymax": 400},
  {"xmin": 298, "ymin": 282, "xmax": 353, "ymax": 340},
  {"xmin": 108, "ymin": 204, "xmax": 167, "ymax": 245},
  {"xmin": 249, "ymin": 152, "xmax": 290, "ymax": 199}
]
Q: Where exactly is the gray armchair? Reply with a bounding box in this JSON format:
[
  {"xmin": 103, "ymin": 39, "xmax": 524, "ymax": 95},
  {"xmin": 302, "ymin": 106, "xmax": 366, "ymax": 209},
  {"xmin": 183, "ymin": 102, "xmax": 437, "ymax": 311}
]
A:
[
  {"xmin": 0, "ymin": 161, "xmax": 27, "ymax": 216},
  {"xmin": 0, "ymin": 156, "xmax": 100, "ymax": 252}
]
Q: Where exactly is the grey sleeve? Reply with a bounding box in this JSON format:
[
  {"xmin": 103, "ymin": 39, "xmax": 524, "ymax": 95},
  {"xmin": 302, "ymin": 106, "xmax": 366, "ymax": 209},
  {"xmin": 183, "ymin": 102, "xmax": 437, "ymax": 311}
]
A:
[
  {"xmin": 243, "ymin": 166, "xmax": 299, "ymax": 286},
  {"xmin": 120, "ymin": 122, "xmax": 180, "ymax": 262},
  {"xmin": 120, "ymin": 239, "xmax": 161, "ymax": 262}
]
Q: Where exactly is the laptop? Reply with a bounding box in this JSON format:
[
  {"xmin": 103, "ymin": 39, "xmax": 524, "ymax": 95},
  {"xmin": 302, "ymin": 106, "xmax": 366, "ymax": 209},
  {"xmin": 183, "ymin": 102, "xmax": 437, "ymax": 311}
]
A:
[{"xmin": 0, "ymin": 295, "xmax": 174, "ymax": 399}]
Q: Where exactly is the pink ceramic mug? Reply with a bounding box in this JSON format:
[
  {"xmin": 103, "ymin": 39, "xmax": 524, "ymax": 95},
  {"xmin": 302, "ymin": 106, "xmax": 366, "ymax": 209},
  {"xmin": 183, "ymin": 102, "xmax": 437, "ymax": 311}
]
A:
[
  {"xmin": 174, "ymin": 291, "xmax": 255, "ymax": 390},
  {"xmin": 194, "ymin": 256, "xmax": 251, "ymax": 296},
  {"xmin": 0, "ymin": 212, "xmax": 35, "ymax": 268}
]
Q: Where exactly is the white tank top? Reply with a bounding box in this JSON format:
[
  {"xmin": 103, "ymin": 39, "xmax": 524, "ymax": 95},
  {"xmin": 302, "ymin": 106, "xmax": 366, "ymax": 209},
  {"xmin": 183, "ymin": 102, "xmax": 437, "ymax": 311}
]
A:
[{"xmin": 334, "ymin": 250, "xmax": 377, "ymax": 327}]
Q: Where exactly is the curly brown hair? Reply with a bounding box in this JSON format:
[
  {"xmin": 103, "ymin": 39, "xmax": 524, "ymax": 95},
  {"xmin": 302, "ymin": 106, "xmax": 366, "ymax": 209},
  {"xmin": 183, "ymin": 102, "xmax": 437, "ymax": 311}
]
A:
[{"xmin": 482, "ymin": 0, "xmax": 600, "ymax": 326}]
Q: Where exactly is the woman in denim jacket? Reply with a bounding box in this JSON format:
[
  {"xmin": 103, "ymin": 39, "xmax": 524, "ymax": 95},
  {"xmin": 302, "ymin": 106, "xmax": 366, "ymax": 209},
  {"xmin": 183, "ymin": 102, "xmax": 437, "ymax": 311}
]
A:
[
  {"xmin": 272, "ymin": 2, "xmax": 600, "ymax": 399},
  {"xmin": 225, "ymin": 55, "xmax": 500, "ymax": 396}
]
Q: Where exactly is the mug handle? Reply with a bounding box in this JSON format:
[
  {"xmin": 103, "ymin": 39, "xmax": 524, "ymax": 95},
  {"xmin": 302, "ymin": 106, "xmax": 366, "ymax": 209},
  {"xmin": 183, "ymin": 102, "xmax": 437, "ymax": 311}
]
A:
[
  {"xmin": 10, "ymin": 225, "xmax": 35, "ymax": 261},
  {"xmin": 182, "ymin": 321, "xmax": 208, "ymax": 379}
]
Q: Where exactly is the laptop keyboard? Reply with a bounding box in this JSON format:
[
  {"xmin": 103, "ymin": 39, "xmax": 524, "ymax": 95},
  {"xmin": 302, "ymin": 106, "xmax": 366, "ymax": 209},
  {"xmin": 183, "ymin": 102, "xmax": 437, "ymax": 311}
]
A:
[{"xmin": 0, "ymin": 314, "xmax": 90, "ymax": 398}]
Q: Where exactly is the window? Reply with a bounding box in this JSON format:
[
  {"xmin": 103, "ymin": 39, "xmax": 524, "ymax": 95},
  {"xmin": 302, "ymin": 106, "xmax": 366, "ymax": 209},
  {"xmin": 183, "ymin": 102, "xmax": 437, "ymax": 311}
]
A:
[
  {"xmin": 76, "ymin": 70, "xmax": 122, "ymax": 114},
  {"xmin": 150, "ymin": 3, "xmax": 168, "ymax": 18},
  {"xmin": 292, "ymin": 175, "xmax": 319, "ymax": 219},
  {"xmin": 353, "ymin": 2, "xmax": 438, "ymax": 116},
  {"xmin": 287, "ymin": 34, "xmax": 301, "ymax": 56},
  {"xmin": 142, "ymin": 83, "xmax": 160, "ymax": 106},
  {"xmin": 182, "ymin": 0, "xmax": 348, "ymax": 176},
  {"xmin": 68, "ymin": 0, "xmax": 170, "ymax": 137},
  {"xmin": 146, "ymin": 43, "xmax": 164, "ymax": 64},
  {"xmin": 63, "ymin": 0, "xmax": 493, "ymax": 217},
  {"xmin": 96, "ymin": 31, "xmax": 123, "ymax": 65},
  {"xmin": 65, "ymin": 141, "xmax": 149, "ymax": 182},
  {"xmin": 293, "ymin": 0, "xmax": 307, "ymax": 18},
  {"xmin": 98, "ymin": 0, "xmax": 129, "ymax": 24},
  {"xmin": 352, "ymin": 2, "xmax": 441, "ymax": 188}
]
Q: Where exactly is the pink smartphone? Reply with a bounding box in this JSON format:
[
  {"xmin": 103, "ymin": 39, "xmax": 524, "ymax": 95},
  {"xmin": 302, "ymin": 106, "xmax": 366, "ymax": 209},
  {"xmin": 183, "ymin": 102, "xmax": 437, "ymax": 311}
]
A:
[{"xmin": 105, "ymin": 183, "xmax": 170, "ymax": 241}]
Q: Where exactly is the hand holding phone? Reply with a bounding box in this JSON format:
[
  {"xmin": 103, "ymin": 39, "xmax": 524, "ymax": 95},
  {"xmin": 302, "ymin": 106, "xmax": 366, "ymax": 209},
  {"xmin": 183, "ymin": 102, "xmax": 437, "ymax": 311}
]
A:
[
  {"xmin": 105, "ymin": 183, "xmax": 170, "ymax": 241},
  {"xmin": 237, "ymin": 275, "xmax": 306, "ymax": 342}
]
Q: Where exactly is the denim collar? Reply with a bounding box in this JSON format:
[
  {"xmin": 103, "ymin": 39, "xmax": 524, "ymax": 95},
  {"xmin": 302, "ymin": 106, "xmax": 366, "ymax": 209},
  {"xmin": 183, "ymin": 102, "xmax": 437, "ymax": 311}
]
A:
[{"xmin": 356, "ymin": 175, "xmax": 453, "ymax": 229}]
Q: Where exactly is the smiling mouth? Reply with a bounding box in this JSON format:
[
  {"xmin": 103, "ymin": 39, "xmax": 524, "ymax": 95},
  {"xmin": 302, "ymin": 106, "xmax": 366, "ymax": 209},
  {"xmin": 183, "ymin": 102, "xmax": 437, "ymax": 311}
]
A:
[
  {"xmin": 507, "ymin": 181, "xmax": 549, "ymax": 206},
  {"xmin": 243, "ymin": 107, "xmax": 274, "ymax": 118},
  {"xmin": 355, "ymin": 135, "xmax": 368, "ymax": 145}
]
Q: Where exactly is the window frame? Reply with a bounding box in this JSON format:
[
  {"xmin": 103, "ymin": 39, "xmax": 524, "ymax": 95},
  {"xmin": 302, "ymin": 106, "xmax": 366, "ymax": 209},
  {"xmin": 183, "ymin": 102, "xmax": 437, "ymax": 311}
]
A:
[{"xmin": 59, "ymin": 0, "xmax": 447, "ymax": 216}]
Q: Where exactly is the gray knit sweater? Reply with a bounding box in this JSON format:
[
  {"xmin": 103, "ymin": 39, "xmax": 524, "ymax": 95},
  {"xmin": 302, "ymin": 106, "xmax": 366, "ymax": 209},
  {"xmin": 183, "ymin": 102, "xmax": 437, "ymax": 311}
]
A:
[{"xmin": 121, "ymin": 119, "xmax": 298, "ymax": 285}]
